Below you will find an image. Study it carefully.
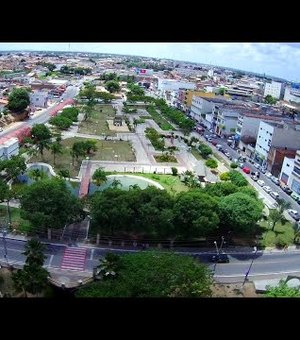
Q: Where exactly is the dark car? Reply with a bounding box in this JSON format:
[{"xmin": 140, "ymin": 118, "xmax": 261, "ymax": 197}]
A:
[
  {"xmin": 211, "ymin": 253, "xmax": 229, "ymax": 263},
  {"xmin": 283, "ymin": 187, "xmax": 293, "ymax": 195}
]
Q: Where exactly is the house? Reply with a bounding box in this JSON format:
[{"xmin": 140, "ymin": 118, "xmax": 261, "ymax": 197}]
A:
[{"xmin": 30, "ymin": 91, "xmax": 49, "ymax": 108}]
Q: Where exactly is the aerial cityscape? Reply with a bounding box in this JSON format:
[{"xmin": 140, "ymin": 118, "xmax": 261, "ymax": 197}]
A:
[{"xmin": 0, "ymin": 42, "xmax": 300, "ymax": 298}]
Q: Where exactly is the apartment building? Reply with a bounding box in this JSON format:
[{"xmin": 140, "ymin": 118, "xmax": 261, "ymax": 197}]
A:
[
  {"xmin": 267, "ymin": 147, "xmax": 297, "ymax": 177},
  {"xmin": 30, "ymin": 91, "xmax": 49, "ymax": 108},
  {"xmin": 263, "ymin": 81, "xmax": 284, "ymax": 100},
  {"xmin": 254, "ymin": 121, "xmax": 300, "ymax": 167},
  {"xmin": 279, "ymin": 157, "xmax": 295, "ymax": 186},
  {"xmin": 288, "ymin": 150, "xmax": 300, "ymax": 196}
]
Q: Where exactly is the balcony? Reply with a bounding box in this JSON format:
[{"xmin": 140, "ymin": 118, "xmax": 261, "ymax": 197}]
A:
[
  {"xmin": 295, "ymin": 158, "xmax": 300, "ymax": 167},
  {"xmin": 292, "ymin": 170, "xmax": 300, "ymax": 179}
]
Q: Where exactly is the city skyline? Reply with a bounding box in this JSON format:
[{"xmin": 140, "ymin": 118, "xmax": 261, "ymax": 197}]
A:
[{"xmin": 0, "ymin": 42, "xmax": 300, "ymax": 82}]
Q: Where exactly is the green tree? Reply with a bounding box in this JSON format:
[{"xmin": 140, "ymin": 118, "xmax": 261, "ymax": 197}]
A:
[
  {"xmin": 266, "ymin": 279, "xmax": 300, "ymax": 297},
  {"xmin": 76, "ymin": 251, "xmax": 213, "ymax": 297},
  {"xmin": 229, "ymin": 170, "xmax": 248, "ymax": 187},
  {"xmin": 82, "ymin": 103, "xmax": 94, "ymax": 122},
  {"xmin": 50, "ymin": 141, "xmax": 63, "ymax": 165},
  {"xmin": 204, "ymin": 182, "xmax": 238, "ymax": 197},
  {"xmin": 0, "ymin": 155, "xmax": 26, "ymax": 181},
  {"xmin": 205, "ymin": 159, "xmax": 218, "ymax": 168},
  {"xmin": 84, "ymin": 140, "xmax": 97, "ymax": 154},
  {"xmin": 49, "ymin": 115, "xmax": 73, "ymax": 129},
  {"xmin": 218, "ymin": 88, "xmax": 226, "ymax": 96},
  {"xmin": 269, "ymin": 209, "xmax": 287, "ymax": 231},
  {"xmin": 220, "ymin": 172, "xmax": 230, "ymax": 181},
  {"xmin": 28, "ymin": 168, "xmax": 48, "ymax": 182},
  {"xmin": 7, "ymin": 88, "xmax": 30, "ymax": 113},
  {"xmin": 96, "ymin": 91, "xmax": 116, "ymax": 103},
  {"xmin": 71, "ymin": 141, "xmax": 86, "ymax": 164},
  {"xmin": 92, "ymin": 168, "xmax": 107, "ymax": 187},
  {"xmin": 0, "ymin": 179, "xmax": 13, "ymax": 226},
  {"xmin": 173, "ymin": 191, "xmax": 219, "ymax": 238},
  {"xmin": 171, "ymin": 167, "xmax": 178, "ymax": 176},
  {"xmin": 94, "ymin": 252, "xmax": 122, "ymax": 280},
  {"xmin": 237, "ymin": 186, "xmax": 258, "ymax": 199},
  {"xmin": 79, "ymin": 82, "xmax": 97, "ymax": 105},
  {"xmin": 57, "ymin": 169, "xmax": 70, "ymax": 180},
  {"xmin": 199, "ymin": 144, "xmax": 212, "ymax": 159},
  {"xmin": 30, "ymin": 124, "xmax": 52, "ymax": 158},
  {"xmin": 218, "ymin": 192, "xmax": 264, "ymax": 233},
  {"xmin": 111, "ymin": 179, "xmax": 122, "ymax": 189},
  {"xmin": 265, "ymin": 95, "xmax": 277, "ymax": 105},
  {"xmin": 20, "ymin": 178, "xmax": 84, "ymax": 232},
  {"xmin": 105, "ymin": 80, "xmax": 120, "ymax": 93},
  {"xmin": 12, "ymin": 239, "xmax": 49, "ymax": 297}
]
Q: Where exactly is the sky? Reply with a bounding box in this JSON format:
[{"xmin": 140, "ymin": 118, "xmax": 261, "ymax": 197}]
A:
[{"xmin": 1, "ymin": 42, "xmax": 300, "ymax": 82}]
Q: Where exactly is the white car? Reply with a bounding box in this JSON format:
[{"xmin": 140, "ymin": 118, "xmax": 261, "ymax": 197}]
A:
[
  {"xmin": 288, "ymin": 209, "xmax": 300, "ymax": 221},
  {"xmin": 265, "ymin": 172, "xmax": 272, "ymax": 178},
  {"xmin": 263, "ymin": 185, "xmax": 272, "ymax": 193},
  {"xmin": 270, "ymin": 192, "xmax": 280, "ymax": 200},
  {"xmin": 257, "ymin": 180, "xmax": 265, "ymax": 187}
]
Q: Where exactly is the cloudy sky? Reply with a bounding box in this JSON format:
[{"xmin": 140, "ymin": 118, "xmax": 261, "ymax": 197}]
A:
[{"xmin": 1, "ymin": 42, "xmax": 299, "ymax": 81}]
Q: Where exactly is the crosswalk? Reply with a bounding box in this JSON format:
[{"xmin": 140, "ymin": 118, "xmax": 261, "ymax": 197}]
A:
[{"xmin": 61, "ymin": 247, "xmax": 87, "ymax": 271}]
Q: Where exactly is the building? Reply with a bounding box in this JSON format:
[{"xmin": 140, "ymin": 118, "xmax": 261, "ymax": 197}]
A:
[
  {"xmin": 0, "ymin": 137, "xmax": 19, "ymax": 160},
  {"xmin": 284, "ymin": 86, "xmax": 300, "ymax": 104},
  {"xmin": 263, "ymin": 81, "xmax": 284, "ymax": 100},
  {"xmin": 288, "ymin": 150, "xmax": 300, "ymax": 196},
  {"xmin": 157, "ymin": 78, "xmax": 196, "ymax": 92},
  {"xmin": 254, "ymin": 121, "xmax": 300, "ymax": 167},
  {"xmin": 236, "ymin": 111, "xmax": 294, "ymax": 156},
  {"xmin": 178, "ymin": 90, "xmax": 217, "ymax": 112},
  {"xmin": 30, "ymin": 91, "xmax": 49, "ymax": 108},
  {"xmin": 267, "ymin": 147, "xmax": 297, "ymax": 177},
  {"xmin": 279, "ymin": 157, "xmax": 295, "ymax": 186}
]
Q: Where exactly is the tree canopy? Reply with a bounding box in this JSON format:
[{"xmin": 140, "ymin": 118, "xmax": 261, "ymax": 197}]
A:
[
  {"xmin": 105, "ymin": 80, "xmax": 120, "ymax": 93},
  {"xmin": 7, "ymin": 88, "xmax": 30, "ymax": 113},
  {"xmin": 218, "ymin": 192, "xmax": 264, "ymax": 233},
  {"xmin": 20, "ymin": 178, "xmax": 84, "ymax": 232},
  {"xmin": 75, "ymin": 251, "xmax": 213, "ymax": 297}
]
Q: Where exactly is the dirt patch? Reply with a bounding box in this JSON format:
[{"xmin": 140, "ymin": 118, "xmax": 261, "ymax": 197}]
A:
[{"xmin": 211, "ymin": 282, "xmax": 263, "ymax": 297}]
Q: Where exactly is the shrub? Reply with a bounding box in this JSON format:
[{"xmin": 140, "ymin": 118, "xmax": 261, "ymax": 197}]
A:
[
  {"xmin": 171, "ymin": 167, "xmax": 178, "ymax": 176},
  {"xmin": 205, "ymin": 159, "xmax": 218, "ymax": 169},
  {"xmin": 275, "ymin": 235, "xmax": 289, "ymax": 249},
  {"xmin": 230, "ymin": 162, "xmax": 238, "ymax": 169},
  {"xmin": 220, "ymin": 172, "xmax": 230, "ymax": 181}
]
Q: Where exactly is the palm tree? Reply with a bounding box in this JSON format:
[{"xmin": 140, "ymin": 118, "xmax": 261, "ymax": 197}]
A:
[
  {"xmin": 23, "ymin": 239, "xmax": 46, "ymax": 266},
  {"xmin": 50, "ymin": 141, "xmax": 63, "ymax": 165},
  {"xmin": 92, "ymin": 168, "xmax": 107, "ymax": 187},
  {"xmin": 111, "ymin": 179, "xmax": 122, "ymax": 189},
  {"xmin": 94, "ymin": 252, "xmax": 121, "ymax": 280},
  {"xmin": 28, "ymin": 168, "xmax": 47, "ymax": 182}
]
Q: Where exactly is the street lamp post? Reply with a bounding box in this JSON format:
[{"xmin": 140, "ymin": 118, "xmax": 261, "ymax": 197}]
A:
[
  {"xmin": 214, "ymin": 241, "xmax": 219, "ymax": 255},
  {"xmin": 2, "ymin": 229, "xmax": 8, "ymax": 265},
  {"xmin": 243, "ymin": 246, "xmax": 258, "ymax": 285}
]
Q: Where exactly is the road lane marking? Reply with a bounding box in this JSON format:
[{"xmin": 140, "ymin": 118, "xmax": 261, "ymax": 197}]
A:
[
  {"xmin": 90, "ymin": 248, "xmax": 94, "ymax": 260},
  {"xmin": 48, "ymin": 255, "xmax": 54, "ymax": 267}
]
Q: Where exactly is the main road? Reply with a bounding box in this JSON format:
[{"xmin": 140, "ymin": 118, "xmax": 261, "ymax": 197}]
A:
[
  {"xmin": 1, "ymin": 237, "xmax": 300, "ymax": 284},
  {"xmin": 0, "ymin": 84, "xmax": 80, "ymax": 140}
]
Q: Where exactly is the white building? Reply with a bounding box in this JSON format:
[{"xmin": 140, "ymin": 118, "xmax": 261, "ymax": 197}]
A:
[
  {"xmin": 30, "ymin": 91, "xmax": 49, "ymax": 108},
  {"xmin": 288, "ymin": 150, "xmax": 300, "ymax": 196},
  {"xmin": 157, "ymin": 78, "xmax": 196, "ymax": 92},
  {"xmin": 255, "ymin": 121, "xmax": 300, "ymax": 166},
  {"xmin": 284, "ymin": 87, "xmax": 300, "ymax": 104},
  {"xmin": 263, "ymin": 81, "xmax": 283, "ymax": 100},
  {"xmin": 0, "ymin": 137, "xmax": 19, "ymax": 160},
  {"xmin": 279, "ymin": 157, "xmax": 295, "ymax": 186}
]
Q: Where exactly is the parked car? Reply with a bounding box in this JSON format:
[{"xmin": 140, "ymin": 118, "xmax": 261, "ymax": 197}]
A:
[
  {"xmin": 270, "ymin": 192, "xmax": 280, "ymax": 200},
  {"xmin": 211, "ymin": 140, "xmax": 218, "ymax": 146},
  {"xmin": 283, "ymin": 186, "xmax": 293, "ymax": 195},
  {"xmin": 265, "ymin": 172, "xmax": 272, "ymax": 179},
  {"xmin": 254, "ymin": 163, "xmax": 261, "ymax": 170},
  {"xmin": 288, "ymin": 209, "xmax": 300, "ymax": 221},
  {"xmin": 216, "ymin": 144, "xmax": 223, "ymax": 150},
  {"xmin": 211, "ymin": 253, "xmax": 229, "ymax": 263},
  {"xmin": 271, "ymin": 176, "xmax": 280, "ymax": 185},
  {"xmin": 291, "ymin": 192, "xmax": 299, "ymax": 202},
  {"xmin": 257, "ymin": 180, "xmax": 265, "ymax": 187},
  {"xmin": 208, "ymin": 138, "xmax": 213, "ymax": 142},
  {"xmin": 263, "ymin": 185, "xmax": 272, "ymax": 193},
  {"xmin": 251, "ymin": 175, "xmax": 259, "ymax": 181},
  {"xmin": 261, "ymin": 168, "xmax": 267, "ymax": 174},
  {"xmin": 242, "ymin": 167, "xmax": 250, "ymax": 174},
  {"xmin": 239, "ymin": 162, "xmax": 244, "ymax": 169}
]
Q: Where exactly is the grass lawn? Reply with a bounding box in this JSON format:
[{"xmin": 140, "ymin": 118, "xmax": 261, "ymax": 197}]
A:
[
  {"xmin": 191, "ymin": 148, "xmax": 203, "ymax": 160},
  {"xmin": 146, "ymin": 107, "xmax": 174, "ymax": 131},
  {"xmin": 258, "ymin": 218, "xmax": 295, "ymax": 248},
  {"xmin": 0, "ymin": 205, "xmax": 31, "ymax": 233},
  {"xmin": 29, "ymin": 137, "xmax": 136, "ymax": 177},
  {"xmin": 78, "ymin": 104, "xmax": 116, "ymax": 136},
  {"xmin": 122, "ymin": 173, "xmax": 188, "ymax": 194},
  {"xmin": 154, "ymin": 155, "xmax": 178, "ymax": 163}
]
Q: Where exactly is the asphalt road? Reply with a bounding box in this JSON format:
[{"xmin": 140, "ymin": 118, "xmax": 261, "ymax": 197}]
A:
[{"xmin": 2, "ymin": 238, "xmax": 300, "ymax": 283}]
